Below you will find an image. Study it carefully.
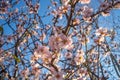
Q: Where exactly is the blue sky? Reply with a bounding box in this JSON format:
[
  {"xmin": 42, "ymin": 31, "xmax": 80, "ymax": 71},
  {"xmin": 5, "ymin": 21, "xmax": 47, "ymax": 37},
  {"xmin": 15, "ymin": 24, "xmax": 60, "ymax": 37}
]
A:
[
  {"xmin": 0, "ymin": 0, "xmax": 120, "ymax": 79},
  {"xmin": 1, "ymin": 0, "xmax": 50, "ymax": 35}
]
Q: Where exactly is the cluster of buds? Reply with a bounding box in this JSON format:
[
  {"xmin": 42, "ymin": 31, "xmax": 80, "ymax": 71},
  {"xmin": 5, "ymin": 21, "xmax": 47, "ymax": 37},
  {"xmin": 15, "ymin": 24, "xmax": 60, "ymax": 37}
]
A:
[
  {"xmin": 29, "ymin": 3, "xmax": 40, "ymax": 14},
  {"xmin": 0, "ymin": 1, "xmax": 9, "ymax": 14},
  {"xmin": 94, "ymin": 27, "xmax": 109, "ymax": 44}
]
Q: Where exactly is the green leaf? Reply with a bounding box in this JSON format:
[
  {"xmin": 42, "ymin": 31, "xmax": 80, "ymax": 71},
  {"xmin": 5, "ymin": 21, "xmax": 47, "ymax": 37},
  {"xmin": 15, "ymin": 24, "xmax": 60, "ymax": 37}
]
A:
[
  {"xmin": 60, "ymin": 0, "xmax": 62, "ymax": 4},
  {"xmin": 13, "ymin": 55, "xmax": 21, "ymax": 63},
  {"xmin": 0, "ymin": 26, "xmax": 3, "ymax": 36}
]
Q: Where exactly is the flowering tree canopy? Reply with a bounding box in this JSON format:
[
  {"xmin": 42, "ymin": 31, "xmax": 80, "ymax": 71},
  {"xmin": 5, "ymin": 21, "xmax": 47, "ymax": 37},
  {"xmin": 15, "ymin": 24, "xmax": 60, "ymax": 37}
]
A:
[{"xmin": 0, "ymin": 0, "xmax": 120, "ymax": 80}]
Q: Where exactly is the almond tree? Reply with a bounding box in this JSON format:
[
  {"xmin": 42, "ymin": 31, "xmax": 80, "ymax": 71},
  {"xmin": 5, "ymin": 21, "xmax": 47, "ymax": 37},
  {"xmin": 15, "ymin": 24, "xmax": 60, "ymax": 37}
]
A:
[{"xmin": 0, "ymin": 0, "xmax": 120, "ymax": 80}]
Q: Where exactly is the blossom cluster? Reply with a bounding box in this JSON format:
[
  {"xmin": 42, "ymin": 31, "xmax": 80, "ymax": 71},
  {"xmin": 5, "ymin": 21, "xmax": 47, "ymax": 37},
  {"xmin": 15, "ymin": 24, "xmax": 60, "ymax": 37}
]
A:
[{"xmin": 0, "ymin": 0, "xmax": 120, "ymax": 80}]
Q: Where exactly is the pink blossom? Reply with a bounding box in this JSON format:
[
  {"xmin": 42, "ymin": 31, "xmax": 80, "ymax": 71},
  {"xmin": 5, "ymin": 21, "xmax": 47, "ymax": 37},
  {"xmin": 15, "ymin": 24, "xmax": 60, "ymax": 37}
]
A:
[
  {"xmin": 94, "ymin": 36, "xmax": 105, "ymax": 44},
  {"xmin": 31, "ymin": 55, "xmax": 39, "ymax": 63},
  {"xmin": 101, "ymin": 11, "xmax": 110, "ymax": 16},
  {"xmin": 65, "ymin": 52, "xmax": 72, "ymax": 59},
  {"xmin": 0, "ymin": 8, "xmax": 7, "ymax": 14},
  {"xmin": 0, "ymin": 57, "xmax": 4, "ymax": 63},
  {"xmin": 35, "ymin": 3, "xmax": 40, "ymax": 11},
  {"xmin": 79, "ymin": 0, "xmax": 91, "ymax": 4},
  {"xmin": 74, "ymin": 50, "xmax": 85, "ymax": 65},
  {"xmin": 46, "ymin": 25, "xmax": 51, "ymax": 30},
  {"xmin": 42, "ymin": 52, "xmax": 52, "ymax": 64},
  {"xmin": 0, "ymin": 48, "xmax": 3, "ymax": 54},
  {"xmin": 0, "ymin": 2, "xmax": 8, "ymax": 14},
  {"xmin": 95, "ymin": 27, "xmax": 108, "ymax": 36},
  {"xmin": 17, "ymin": 24, "xmax": 24, "ymax": 35},
  {"xmin": 29, "ymin": 8, "xmax": 34, "ymax": 14},
  {"xmin": 77, "ymin": 50, "xmax": 84, "ymax": 55},
  {"xmin": 34, "ymin": 24, "xmax": 39, "ymax": 29},
  {"xmin": 51, "ymin": 9, "xmax": 58, "ymax": 17},
  {"xmin": 31, "ymin": 64, "xmax": 41, "ymax": 76},
  {"xmin": 100, "ymin": 2, "xmax": 110, "ymax": 16},
  {"xmin": 61, "ymin": 5, "xmax": 69, "ymax": 13},
  {"xmin": 57, "ymin": 5, "xmax": 70, "ymax": 19},
  {"xmin": 39, "ymin": 32, "xmax": 46, "ymax": 41},
  {"xmin": 21, "ymin": 68, "xmax": 29, "ymax": 78},
  {"xmin": 34, "ymin": 45, "xmax": 53, "ymax": 64},
  {"xmin": 7, "ymin": 35, "xmax": 13, "ymax": 42},
  {"xmin": 61, "ymin": 0, "xmax": 70, "ymax": 5},
  {"xmin": 59, "ymin": 33, "xmax": 73, "ymax": 49},
  {"xmin": 52, "ymin": 1, "xmax": 57, "ymax": 6},
  {"xmin": 35, "ymin": 45, "xmax": 49, "ymax": 54},
  {"xmin": 73, "ymin": 18, "xmax": 80, "ymax": 25},
  {"xmin": 78, "ymin": 34, "xmax": 89, "ymax": 45},
  {"xmin": 52, "ymin": 71, "xmax": 63, "ymax": 80},
  {"xmin": 81, "ymin": 6, "xmax": 93, "ymax": 22},
  {"xmin": 100, "ymin": 2, "xmax": 110, "ymax": 10},
  {"xmin": 29, "ymin": 3, "xmax": 40, "ymax": 14},
  {"xmin": 48, "ymin": 35, "xmax": 62, "ymax": 50},
  {"xmin": 114, "ymin": 2, "xmax": 120, "ymax": 9},
  {"xmin": 33, "ymin": 45, "xmax": 52, "ymax": 63},
  {"xmin": 58, "ymin": 11, "xmax": 63, "ymax": 19}
]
